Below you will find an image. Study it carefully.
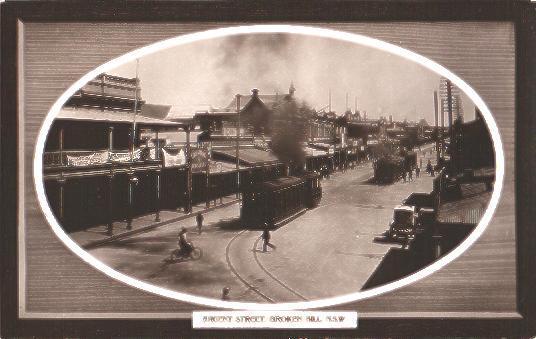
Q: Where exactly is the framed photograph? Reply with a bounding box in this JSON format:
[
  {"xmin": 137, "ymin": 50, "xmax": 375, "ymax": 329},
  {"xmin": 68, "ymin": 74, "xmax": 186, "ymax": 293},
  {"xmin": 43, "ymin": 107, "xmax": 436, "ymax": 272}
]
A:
[{"xmin": 2, "ymin": 1, "xmax": 535, "ymax": 337}]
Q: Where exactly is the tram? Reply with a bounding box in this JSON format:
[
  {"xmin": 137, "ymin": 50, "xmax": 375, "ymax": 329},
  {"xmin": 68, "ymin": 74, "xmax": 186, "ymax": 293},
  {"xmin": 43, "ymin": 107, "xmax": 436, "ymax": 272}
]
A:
[{"xmin": 241, "ymin": 172, "xmax": 322, "ymax": 229}]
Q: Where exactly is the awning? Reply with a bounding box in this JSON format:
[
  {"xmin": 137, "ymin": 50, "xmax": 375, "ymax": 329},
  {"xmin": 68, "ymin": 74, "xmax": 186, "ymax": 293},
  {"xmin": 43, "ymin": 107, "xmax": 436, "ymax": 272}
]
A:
[
  {"xmin": 56, "ymin": 107, "xmax": 181, "ymax": 126},
  {"xmin": 208, "ymin": 160, "xmax": 246, "ymax": 173},
  {"xmin": 436, "ymin": 183, "xmax": 492, "ymax": 225},
  {"xmin": 212, "ymin": 148, "xmax": 280, "ymax": 167}
]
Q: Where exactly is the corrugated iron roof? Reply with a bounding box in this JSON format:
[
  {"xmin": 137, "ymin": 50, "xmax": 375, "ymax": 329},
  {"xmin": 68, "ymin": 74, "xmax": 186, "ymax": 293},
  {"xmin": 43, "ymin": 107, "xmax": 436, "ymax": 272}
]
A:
[
  {"xmin": 213, "ymin": 148, "xmax": 280, "ymax": 166},
  {"xmin": 437, "ymin": 182, "xmax": 492, "ymax": 225},
  {"xmin": 140, "ymin": 103, "xmax": 172, "ymax": 120},
  {"xmin": 56, "ymin": 107, "xmax": 180, "ymax": 126}
]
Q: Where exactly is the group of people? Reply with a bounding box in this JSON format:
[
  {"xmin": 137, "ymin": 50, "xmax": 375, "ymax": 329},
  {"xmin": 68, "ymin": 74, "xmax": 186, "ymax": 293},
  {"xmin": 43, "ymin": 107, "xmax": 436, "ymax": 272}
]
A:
[
  {"xmin": 176, "ymin": 213, "xmax": 276, "ymax": 258},
  {"xmin": 400, "ymin": 158, "xmax": 438, "ymax": 183},
  {"xmin": 174, "ymin": 213, "xmax": 278, "ymax": 302},
  {"xmin": 401, "ymin": 166, "xmax": 420, "ymax": 183}
]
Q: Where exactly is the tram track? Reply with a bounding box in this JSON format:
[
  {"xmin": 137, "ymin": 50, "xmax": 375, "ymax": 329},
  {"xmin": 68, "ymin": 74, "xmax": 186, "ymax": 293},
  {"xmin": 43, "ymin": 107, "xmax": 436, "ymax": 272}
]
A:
[
  {"xmin": 225, "ymin": 228, "xmax": 309, "ymax": 303},
  {"xmin": 225, "ymin": 230, "xmax": 275, "ymax": 303},
  {"xmin": 252, "ymin": 237, "xmax": 308, "ymax": 301}
]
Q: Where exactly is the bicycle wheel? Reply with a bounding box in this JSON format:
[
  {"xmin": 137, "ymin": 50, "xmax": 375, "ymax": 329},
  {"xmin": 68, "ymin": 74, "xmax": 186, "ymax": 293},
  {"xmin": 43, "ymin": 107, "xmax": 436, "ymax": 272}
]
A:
[{"xmin": 190, "ymin": 247, "xmax": 203, "ymax": 260}]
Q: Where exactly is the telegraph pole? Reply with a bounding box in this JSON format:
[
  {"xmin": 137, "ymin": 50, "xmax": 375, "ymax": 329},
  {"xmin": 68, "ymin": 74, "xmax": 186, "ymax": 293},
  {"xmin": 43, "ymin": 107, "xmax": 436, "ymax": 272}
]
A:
[
  {"xmin": 446, "ymin": 79, "xmax": 454, "ymax": 145},
  {"xmin": 235, "ymin": 94, "xmax": 241, "ymax": 198},
  {"xmin": 434, "ymin": 91, "xmax": 440, "ymax": 164}
]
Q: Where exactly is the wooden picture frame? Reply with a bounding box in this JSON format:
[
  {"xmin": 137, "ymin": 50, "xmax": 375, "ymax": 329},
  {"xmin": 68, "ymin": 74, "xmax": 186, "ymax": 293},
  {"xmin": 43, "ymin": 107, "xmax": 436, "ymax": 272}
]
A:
[{"xmin": 1, "ymin": 1, "xmax": 535, "ymax": 337}]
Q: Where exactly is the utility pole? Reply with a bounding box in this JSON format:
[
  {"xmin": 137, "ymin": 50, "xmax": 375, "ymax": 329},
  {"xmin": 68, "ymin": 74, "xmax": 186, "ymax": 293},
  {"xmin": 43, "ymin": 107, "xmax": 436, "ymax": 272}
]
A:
[
  {"xmin": 235, "ymin": 94, "xmax": 241, "ymax": 198},
  {"xmin": 446, "ymin": 79, "xmax": 454, "ymax": 145},
  {"xmin": 434, "ymin": 91, "xmax": 440, "ymax": 164},
  {"xmin": 130, "ymin": 59, "xmax": 140, "ymax": 162},
  {"xmin": 127, "ymin": 59, "xmax": 139, "ymax": 230}
]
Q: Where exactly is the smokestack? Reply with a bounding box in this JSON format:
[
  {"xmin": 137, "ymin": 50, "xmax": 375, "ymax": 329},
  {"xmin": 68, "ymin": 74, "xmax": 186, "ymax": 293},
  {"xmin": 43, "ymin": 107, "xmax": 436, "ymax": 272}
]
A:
[
  {"xmin": 289, "ymin": 81, "xmax": 295, "ymax": 96},
  {"xmin": 328, "ymin": 89, "xmax": 332, "ymax": 113}
]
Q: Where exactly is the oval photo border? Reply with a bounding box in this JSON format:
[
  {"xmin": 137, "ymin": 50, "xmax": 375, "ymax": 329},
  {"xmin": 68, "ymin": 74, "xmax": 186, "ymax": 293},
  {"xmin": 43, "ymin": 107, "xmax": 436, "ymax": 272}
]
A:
[{"xmin": 33, "ymin": 25, "xmax": 505, "ymax": 310}]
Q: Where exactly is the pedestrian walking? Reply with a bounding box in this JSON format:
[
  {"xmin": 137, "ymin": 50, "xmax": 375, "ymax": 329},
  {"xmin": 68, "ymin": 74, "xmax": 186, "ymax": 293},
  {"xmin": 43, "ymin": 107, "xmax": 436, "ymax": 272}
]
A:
[
  {"xmin": 196, "ymin": 213, "xmax": 204, "ymax": 234},
  {"xmin": 221, "ymin": 287, "xmax": 230, "ymax": 301},
  {"xmin": 402, "ymin": 171, "xmax": 407, "ymax": 183},
  {"xmin": 262, "ymin": 227, "xmax": 276, "ymax": 252},
  {"xmin": 426, "ymin": 160, "xmax": 433, "ymax": 175},
  {"xmin": 415, "ymin": 166, "xmax": 420, "ymax": 178},
  {"xmin": 408, "ymin": 169, "xmax": 413, "ymax": 181}
]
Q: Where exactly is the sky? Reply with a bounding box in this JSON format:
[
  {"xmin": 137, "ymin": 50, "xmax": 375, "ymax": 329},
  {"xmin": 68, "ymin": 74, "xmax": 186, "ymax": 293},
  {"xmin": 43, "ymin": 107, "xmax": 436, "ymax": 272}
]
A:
[{"xmin": 110, "ymin": 33, "xmax": 475, "ymax": 123}]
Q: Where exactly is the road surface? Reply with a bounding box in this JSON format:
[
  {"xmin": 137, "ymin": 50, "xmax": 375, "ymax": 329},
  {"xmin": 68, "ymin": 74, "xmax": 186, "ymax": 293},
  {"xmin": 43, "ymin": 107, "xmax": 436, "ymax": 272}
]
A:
[{"xmin": 90, "ymin": 146, "xmax": 438, "ymax": 302}]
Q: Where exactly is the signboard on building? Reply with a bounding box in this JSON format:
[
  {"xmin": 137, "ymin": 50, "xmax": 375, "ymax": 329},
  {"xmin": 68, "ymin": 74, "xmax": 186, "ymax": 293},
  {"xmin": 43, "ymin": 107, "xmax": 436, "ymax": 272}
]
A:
[
  {"xmin": 253, "ymin": 137, "xmax": 270, "ymax": 150},
  {"xmin": 191, "ymin": 148, "xmax": 209, "ymax": 173},
  {"xmin": 162, "ymin": 148, "xmax": 186, "ymax": 167}
]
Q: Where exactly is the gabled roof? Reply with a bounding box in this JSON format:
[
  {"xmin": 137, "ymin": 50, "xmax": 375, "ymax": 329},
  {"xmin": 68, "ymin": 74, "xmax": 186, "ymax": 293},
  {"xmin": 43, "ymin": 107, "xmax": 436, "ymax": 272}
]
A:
[{"xmin": 225, "ymin": 93, "xmax": 292, "ymax": 112}]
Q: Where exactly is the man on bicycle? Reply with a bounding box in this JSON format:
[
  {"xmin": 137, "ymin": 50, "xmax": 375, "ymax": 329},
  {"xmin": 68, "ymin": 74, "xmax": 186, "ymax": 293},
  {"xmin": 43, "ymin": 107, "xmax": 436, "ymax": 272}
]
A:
[{"xmin": 178, "ymin": 227, "xmax": 193, "ymax": 255}]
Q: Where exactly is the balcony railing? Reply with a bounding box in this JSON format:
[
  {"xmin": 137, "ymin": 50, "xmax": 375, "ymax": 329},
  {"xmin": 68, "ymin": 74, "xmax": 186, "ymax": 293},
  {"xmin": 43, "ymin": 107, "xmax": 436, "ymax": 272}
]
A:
[{"xmin": 43, "ymin": 148, "xmax": 159, "ymax": 168}]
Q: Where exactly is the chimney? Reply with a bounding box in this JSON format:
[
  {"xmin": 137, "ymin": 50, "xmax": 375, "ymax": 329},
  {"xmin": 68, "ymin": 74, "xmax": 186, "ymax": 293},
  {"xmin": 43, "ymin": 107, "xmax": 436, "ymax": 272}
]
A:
[
  {"xmin": 289, "ymin": 81, "xmax": 295, "ymax": 96},
  {"xmin": 251, "ymin": 88, "xmax": 259, "ymax": 97},
  {"xmin": 363, "ymin": 111, "xmax": 367, "ymax": 121},
  {"xmin": 389, "ymin": 115, "xmax": 393, "ymax": 124}
]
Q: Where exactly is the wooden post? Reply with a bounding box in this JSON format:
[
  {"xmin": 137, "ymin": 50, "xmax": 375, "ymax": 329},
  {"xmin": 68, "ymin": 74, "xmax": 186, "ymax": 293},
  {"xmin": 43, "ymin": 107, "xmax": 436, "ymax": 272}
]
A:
[
  {"xmin": 155, "ymin": 170, "xmax": 161, "ymax": 222},
  {"xmin": 58, "ymin": 178, "xmax": 66, "ymax": 223},
  {"xmin": 58, "ymin": 127, "xmax": 64, "ymax": 166},
  {"xmin": 100, "ymin": 74, "xmax": 105, "ymax": 111},
  {"xmin": 106, "ymin": 175, "xmax": 114, "ymax": 236},
  {"xmin": 127, "ymin": 174, "xmax": 134, "ymax": 230},
  {"xmin": 155, "ymin": 130, "xmax": 160, "ymax": 160},
  {"xmin": 108, "ymin": 126, "xmax": 114, "ymax": 161},
  {"xmin": 185, "ymin": 126, "xmax": 192, "ymax": 213}
]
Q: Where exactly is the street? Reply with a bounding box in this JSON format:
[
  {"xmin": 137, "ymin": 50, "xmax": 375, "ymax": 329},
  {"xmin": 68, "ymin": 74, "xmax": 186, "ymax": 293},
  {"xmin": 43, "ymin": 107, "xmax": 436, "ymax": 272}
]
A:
[{"xmin": 90, "ymin": 146, "xmax": 438, "ymax": 302}]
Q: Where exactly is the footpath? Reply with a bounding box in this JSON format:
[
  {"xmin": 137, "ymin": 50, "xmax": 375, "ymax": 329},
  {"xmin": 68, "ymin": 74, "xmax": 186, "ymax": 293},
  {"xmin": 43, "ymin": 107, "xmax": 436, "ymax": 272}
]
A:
[{"xmin": 70, "ymin": 194, "xmax": 240, "ymax": 249}]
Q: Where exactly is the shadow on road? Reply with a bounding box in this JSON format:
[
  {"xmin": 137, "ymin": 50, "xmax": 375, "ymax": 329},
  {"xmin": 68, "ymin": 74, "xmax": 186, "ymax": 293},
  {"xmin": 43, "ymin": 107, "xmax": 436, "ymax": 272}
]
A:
[
  {"xmin": 361, "ymin": 247, "xmax": 423, "ymax": 290},
  {"xmin": 217, "ymin": 217, "xmax": 245, "ymax": 230}
]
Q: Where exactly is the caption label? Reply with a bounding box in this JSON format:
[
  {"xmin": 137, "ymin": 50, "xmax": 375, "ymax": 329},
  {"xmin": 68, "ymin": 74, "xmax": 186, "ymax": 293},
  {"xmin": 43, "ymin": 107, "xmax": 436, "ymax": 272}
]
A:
[{"xmin": 192, "ymin": 311, "xmax": 358, "ymax": 329}]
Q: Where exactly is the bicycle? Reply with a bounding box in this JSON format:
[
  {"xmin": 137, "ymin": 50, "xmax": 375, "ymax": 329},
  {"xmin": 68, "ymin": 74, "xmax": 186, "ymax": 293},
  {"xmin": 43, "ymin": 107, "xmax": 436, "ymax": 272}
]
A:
[{"xmin": 165, "ymin": 246, "xmax": 203, "ymax": 263}]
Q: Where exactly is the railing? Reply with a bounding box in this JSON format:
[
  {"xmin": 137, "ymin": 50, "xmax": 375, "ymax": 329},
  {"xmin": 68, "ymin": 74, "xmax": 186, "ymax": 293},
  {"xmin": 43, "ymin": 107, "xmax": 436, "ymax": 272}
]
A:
[{"xmin": 43, "ymin": 148, "xmax": 159, "ymax": 168}]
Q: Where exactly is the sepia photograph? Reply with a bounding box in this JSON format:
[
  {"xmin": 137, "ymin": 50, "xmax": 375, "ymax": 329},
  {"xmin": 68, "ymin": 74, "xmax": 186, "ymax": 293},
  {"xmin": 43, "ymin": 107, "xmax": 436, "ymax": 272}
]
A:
[
  {"xmin": 40, "ymin": 32, "xmax": 497, "ymax": 303},
  {"xmin": 2, "ymin": 0, "xmax": 535, "ymax": 337}
]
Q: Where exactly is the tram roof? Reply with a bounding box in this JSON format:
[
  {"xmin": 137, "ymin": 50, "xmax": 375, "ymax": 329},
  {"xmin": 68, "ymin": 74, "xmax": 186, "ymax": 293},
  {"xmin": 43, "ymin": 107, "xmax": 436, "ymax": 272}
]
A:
[{"xmin": 261, "ymin": 176, "xmax": 304, "ymax": 190}]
